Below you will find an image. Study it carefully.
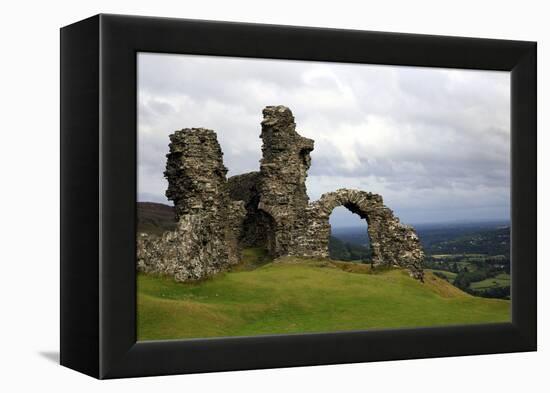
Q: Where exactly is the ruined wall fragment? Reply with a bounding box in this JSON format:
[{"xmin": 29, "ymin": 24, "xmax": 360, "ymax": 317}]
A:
[
  {"xmin": 137, "ymin": 128, "xmax": 245, "ymax": 281},
  {"xmin": 256, "ymin": 106, "xmax": 314, "ymax": 256}
]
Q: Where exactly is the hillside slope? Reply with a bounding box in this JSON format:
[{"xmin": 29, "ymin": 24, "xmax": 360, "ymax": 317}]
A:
[
  {"xmin": 137, "ymin": 202, "xmax": 176, "ymax": 236},
  {"xmin": 137, "ymin": 253, "xmax": 510, "ymax": 341}
]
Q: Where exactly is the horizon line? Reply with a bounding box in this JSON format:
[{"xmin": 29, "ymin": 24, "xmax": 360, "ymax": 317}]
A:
[{"xmin": 137, "ymin": 200, "xmax": 510, "ymax": 227}]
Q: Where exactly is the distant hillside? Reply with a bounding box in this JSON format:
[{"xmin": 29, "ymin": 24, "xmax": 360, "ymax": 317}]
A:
[
  {"xmin": 137, "ymin": 202, "xmax": 176, "ymax": 236},
  {"xmin": 420, "ymin": 226, "xmax": 510, "ymax": 256},
  {"xmin": 329, "ymin": 236, "xmax": 371, "ymax": 261},
  {"xmin": 332, "ymin": 222, "xmax": 510, "ymax": 257},
  {"xmin": 331, "ymin": 227, "xmax": 370, "ymax": 248}
]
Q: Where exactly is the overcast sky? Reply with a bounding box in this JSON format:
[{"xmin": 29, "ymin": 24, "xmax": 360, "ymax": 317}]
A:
[{"xmin": 138, "ymin": 52, "xmax": 510, "ymax": 227}]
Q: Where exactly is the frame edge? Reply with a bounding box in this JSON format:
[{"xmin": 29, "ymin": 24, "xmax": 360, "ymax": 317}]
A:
[
  {"xmin": 92, "ymin": 14, "xmax": 538, "ymax": 378},
  {"xmin": 60, "ymin": 14, "xmax": 101, "ymax": 378}
]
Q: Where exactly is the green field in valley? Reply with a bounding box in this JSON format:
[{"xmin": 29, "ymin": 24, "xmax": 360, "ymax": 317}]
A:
[
  {"xmin": 426, "ymin": 269, "xmax": 458, "ymax": 281},
  {"xmin": 138, "ymin": 249, "xmax": 510, "ymax": 341},
  {"xmin": 469, "ymin": 273, "xmax": 511, "ymax": 290},
  {"xmin": 424, "ymin": 252, "xmax": 511, "ymax": 298}
]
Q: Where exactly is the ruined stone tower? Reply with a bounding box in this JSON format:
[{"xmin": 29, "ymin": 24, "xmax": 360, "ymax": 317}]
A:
[
  {"xmin": 137, "ymin": 128, "xmax": 245, "ymax": 282},
  {"xmin": 226, "ymin": 106, "xmax": 315, "ymax": 256},
  {"xmin": 257, "ymin": 106, "xmax": 314, "ymax": 256},
  {"xmin": 164, "ymin": 128, "xmax": 228, "ymax": 220}
]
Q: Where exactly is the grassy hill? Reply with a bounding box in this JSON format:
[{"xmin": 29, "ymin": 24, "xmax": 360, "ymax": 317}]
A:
[{"xmin": 138, "ymin": 249, "xmax": 510, "ymax": 341}]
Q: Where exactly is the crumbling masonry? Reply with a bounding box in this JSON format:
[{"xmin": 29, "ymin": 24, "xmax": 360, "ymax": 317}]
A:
[
  {"xmin": 138, "ymin": 106, "xmax": 424, "ymax": 281},
  {"xmin": 137, "ymin": 129, "xmax": 245, "ymax": 281}
]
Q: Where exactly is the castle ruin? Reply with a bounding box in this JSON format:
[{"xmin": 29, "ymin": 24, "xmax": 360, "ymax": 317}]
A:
[{"xmin": 137, "ymin": 106, "xmax": 424, "ymax": 281}]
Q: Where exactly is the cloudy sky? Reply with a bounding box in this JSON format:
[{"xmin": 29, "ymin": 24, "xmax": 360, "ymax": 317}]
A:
[{"xmin": 138, "ymin": 52, "xmax": 510, "ymax": 227}]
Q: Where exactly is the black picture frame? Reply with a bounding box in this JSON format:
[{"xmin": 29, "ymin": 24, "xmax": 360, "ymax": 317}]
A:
[{"xmin": 60, "ymin": 14, "xmax": 537, "ymax": 379}]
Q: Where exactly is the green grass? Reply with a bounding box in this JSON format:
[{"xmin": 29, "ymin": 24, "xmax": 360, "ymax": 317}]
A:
[
  {"xmin": 426, "ymin": 269, "xmax": 458, "ymax": 281},
  {"xmin": 231, "ymin": 247, "xmax": 272, "ymax": 271},
  {"xmin": 470, "ymin": 273, "xmax": 511, "ymax": 290},
  {"xmin": 138, "ymin": 256, "xmax": 510, "ymax": 341}
]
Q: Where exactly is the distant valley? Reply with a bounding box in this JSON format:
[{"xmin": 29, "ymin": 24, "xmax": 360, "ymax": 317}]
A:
[{"xmin": 330, "ymin": 221, "xmax": 511, "ymax": 299}]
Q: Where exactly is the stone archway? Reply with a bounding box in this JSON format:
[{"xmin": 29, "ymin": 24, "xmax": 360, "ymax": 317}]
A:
[{"xmin": 295, "ymin": 189, "xmax": 424, "ymax": 280}]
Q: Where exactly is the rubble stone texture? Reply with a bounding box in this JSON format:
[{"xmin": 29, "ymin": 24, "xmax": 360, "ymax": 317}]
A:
[
  {"xmin": 137, "ymin": 128, "xmax": 245, "ymax": 281},
  {"xmin": 256, "ymin": 106, "xmax": 314, "ymax": 256},
  {"xmin": 164, "ymin": 128, "xmax": 228, "ymax": 219},
  {"xmin": 138, "ymin": 107, "xmax": 424, "ymax": 282}
]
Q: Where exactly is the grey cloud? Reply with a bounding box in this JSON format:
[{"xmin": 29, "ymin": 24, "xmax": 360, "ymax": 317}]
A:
[{"xmin": 137, "ymin": 53, "xmax": 510, "ymax": 225}]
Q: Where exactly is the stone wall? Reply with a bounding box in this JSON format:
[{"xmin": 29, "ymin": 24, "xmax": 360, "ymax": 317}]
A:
[
  {"xmin": 138, "ymin": 107, "xmax": 424, "ymax": 282},
  {"xmin": 137, "ymin": 128, "xmax": 245, "ymax": 281}
]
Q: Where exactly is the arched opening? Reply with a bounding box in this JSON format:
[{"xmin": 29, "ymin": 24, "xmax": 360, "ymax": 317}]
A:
[{"xmin": 328, "ymin": 206, "xmax": 372, "ymax": 262}]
